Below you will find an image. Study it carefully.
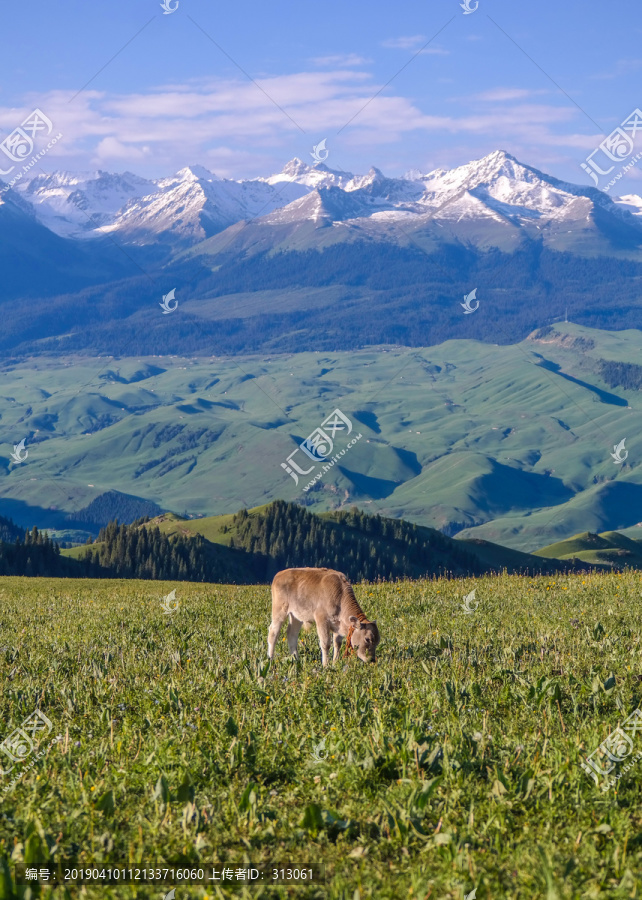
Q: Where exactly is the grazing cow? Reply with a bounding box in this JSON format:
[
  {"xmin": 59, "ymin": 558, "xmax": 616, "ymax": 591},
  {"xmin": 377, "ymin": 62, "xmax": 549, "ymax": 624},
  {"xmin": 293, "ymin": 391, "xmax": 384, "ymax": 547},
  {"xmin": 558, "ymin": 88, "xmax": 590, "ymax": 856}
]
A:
[{"xmin": 267, "ymin": 567, "xmax": 380, "ymax": 666}]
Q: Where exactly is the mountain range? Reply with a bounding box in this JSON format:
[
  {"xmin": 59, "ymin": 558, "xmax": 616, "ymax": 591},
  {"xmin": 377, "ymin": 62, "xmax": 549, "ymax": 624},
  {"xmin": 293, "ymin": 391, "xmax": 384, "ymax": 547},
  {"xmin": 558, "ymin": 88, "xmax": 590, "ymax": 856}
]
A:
[
  {"xmin": 2, "ymin": 150, "xmax": 642, "ymax": 357},
  {"xmin": 7, "ymin": 151, "xmax": 642, "ymax": 255},
  {"xmin": 2, "ymin": 152, "xmax": 642, "ymax": 549}
]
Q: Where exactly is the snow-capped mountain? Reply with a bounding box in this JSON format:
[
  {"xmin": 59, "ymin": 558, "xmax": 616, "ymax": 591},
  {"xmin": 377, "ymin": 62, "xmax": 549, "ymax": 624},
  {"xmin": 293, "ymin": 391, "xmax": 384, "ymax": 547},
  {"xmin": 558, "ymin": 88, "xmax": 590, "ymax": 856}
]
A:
[
  {"xmin": 8, "ymin": 163, "xmax": 314, "ymax": 245},
  {"xmin": 258, "ymin": 157, "xmax": 354, "ymax": 191},
  {"xmin": 16, "ymin": 169, "xmax": 155, "ymax": 238},
  {"xmin": 5, "ymin": 151, "xmax": 642, "ymax": 255},
  {"xmin": 191, "ymin": 150, "xmax": 642, "ymax": 261}
]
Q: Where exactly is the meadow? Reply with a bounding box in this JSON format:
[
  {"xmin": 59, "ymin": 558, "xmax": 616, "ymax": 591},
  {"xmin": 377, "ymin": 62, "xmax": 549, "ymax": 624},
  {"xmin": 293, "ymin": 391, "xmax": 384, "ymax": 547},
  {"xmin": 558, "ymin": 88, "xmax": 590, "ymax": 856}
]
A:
[{"xmin": 0, "ymin": 570, "xmax": 641, "ymax": 899}]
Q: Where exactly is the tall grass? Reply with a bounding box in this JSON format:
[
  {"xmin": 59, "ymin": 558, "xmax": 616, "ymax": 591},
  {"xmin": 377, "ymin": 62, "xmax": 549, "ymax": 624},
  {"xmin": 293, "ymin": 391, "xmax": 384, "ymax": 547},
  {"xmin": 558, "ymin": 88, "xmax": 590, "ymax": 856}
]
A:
[{"xmin": 0, "ymin": 571, "xmax": 641, "ymax": 898}]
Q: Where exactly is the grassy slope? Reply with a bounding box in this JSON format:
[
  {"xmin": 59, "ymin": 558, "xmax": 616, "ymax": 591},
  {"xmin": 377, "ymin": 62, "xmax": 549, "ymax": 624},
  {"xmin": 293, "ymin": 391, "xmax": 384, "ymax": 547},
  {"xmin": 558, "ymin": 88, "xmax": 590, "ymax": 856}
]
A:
[
  {"xmin": 536, "ymin": 529, "xmax": 642, "ymax": 569},
  {"xmin": 1, "ymin": 323, "xmax": 641, "ymax": 553},
  {"xmin": 1, "ymin": 572, "xmax": 642, "ymax": 898}
]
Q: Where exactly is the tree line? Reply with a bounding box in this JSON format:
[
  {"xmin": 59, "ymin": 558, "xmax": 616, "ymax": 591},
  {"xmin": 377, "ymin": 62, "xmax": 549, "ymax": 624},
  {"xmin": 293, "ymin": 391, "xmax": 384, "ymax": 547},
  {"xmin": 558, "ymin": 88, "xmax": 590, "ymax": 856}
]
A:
[
  {"xmin": 228, "ymin": 500, "xmax": 484, "ymax": 581},
  {"xmin": 77, "ymin": 519, "xmax": 251, "ymax": 582},
  {"xmin": 0, "ymin": 502, "xmax": 487, "ymax": 582},
  {"xmin": 599, "ymin": 360, "xmax": 642, "ymax": 391},
  {"xmin": 13, "ymin": 242, "xmax": 642, "ymax": 358},
  {"xmin": 0, "ymin": 526, "xmax": 76, "ymax": 577}
]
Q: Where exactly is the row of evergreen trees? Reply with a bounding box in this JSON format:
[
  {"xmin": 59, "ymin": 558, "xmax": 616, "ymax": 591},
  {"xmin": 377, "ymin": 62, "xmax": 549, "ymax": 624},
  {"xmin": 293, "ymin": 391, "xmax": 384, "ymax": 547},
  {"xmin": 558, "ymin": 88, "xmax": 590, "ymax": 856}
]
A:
[
  {"xmin": 599, "ymin": 360, "xmax": 642, "ymax": 391},
  {"xmin": 229, "ymin": 500, "xmax": 483, "ymax": 582},
  {"xmin": 0, "ymin": 527, "xmax": 75, "ymax": 577},
  {"xmin": 78, "ymin": 520, "xmax": 251, "ymax": 582},
  {"xmin": 0, "ymin": 514, "xmax": 24, "ymax": 545},
  {"xmin": 66, "ymin": 490, "xmax": 164, "ymax": 530},
  {"xmin": 0, "ymin": 502, "xmax": 486, "ymax": 582}
]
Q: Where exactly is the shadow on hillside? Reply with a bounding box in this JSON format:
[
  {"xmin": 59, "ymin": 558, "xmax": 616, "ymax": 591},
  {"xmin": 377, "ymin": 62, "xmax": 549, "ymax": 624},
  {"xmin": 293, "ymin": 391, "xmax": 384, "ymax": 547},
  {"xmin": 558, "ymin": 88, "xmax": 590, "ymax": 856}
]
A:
[{"xmin": 534, "ymin": 355, "xmax": 628, "ymax": 406}]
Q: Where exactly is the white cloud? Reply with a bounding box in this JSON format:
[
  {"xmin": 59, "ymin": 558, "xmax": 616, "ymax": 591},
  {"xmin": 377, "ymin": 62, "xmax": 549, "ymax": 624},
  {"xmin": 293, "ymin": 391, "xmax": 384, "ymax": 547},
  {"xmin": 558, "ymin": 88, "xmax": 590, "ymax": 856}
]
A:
[
  {"xmin": 311, "ymin": 54, "xmax": 371, "ymax": 67},
  {"xmin": 589, "ymin": 58, "xmax": 642, "ymax": 80},
  {"xmin": 94, "ymin": 137, "xmax": 152, "ymax": 161},
  {"xmin": 0, "ymin": 78, "xmax": 606, "ymax": 180},
  {"xmin": 381, "ymin": 35, "xmax": 425, "ymax": 50},
  {"xmin": 474, "ymin": 88, "xmax": 548, "ymax": 102}
]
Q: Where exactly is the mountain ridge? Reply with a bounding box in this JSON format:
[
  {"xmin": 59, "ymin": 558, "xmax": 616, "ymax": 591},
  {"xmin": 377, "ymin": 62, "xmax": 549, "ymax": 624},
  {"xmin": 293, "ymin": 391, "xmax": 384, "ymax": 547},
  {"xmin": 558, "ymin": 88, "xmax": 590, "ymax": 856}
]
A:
[{"xmin": 6, "ymin": 150, "xmax": 641, "ymax": 253}]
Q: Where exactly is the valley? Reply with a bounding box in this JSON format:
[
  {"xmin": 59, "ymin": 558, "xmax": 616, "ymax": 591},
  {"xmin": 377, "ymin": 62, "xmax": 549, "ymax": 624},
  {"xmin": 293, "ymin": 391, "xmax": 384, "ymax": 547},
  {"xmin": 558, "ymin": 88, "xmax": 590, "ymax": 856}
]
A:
[{"xmin": 1, "ymin": 323, "xmax": 640, "ymax": 552}]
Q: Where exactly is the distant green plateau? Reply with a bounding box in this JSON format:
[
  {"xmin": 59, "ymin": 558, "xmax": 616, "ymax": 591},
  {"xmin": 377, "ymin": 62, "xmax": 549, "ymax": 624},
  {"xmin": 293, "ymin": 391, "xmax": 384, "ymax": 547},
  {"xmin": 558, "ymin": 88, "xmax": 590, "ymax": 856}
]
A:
[
  {"xmin": 1, "ymin": 322, "xmax": 641, "ymax": 553},
  {"xmin": 535, "ymin": 529, "xmax": 642, "ymax": 569}
]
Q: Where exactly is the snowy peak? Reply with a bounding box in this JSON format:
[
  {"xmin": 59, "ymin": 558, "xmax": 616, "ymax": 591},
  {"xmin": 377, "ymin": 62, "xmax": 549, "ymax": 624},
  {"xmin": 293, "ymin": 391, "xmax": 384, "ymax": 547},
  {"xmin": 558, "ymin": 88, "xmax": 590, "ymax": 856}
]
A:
[
  {"xmin": 175, "ymin": 164, "xmax": 219, "ymax": 183},
  {"xmin": 345, "ymin": 166, "xmax": 424, "ymax": 202},
  {"xmin": 260, "ymin": 157, "xmax": 353, "ymax": 190},
  {"xmin": 12, "ymin": 169, "xmax": 155, "ymax": 238},
  {"xmin": 6, "ymin": 150, "xmax": 642, "ymax": 251},
  {"xmin": 418, "ymin": 150, "xmax": 547, "ymax": 196},
  {"xmin": 281, "ymin": 158, "xmax": 313, "ymax": 178}
]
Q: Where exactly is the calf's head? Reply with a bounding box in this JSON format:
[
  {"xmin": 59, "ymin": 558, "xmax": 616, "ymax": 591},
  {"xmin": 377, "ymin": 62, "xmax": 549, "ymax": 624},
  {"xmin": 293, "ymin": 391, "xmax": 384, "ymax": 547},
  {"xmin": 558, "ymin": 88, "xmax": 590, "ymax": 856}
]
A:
[{"xmin": 349, "ymin": 617, "xmax": 380, "ymax": 663}]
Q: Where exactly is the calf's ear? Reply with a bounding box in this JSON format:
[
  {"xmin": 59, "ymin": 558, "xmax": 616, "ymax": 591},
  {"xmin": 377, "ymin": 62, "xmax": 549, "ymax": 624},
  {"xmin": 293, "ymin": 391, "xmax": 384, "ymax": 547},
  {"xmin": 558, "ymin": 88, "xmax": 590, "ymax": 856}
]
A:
[{"xmin": 349, "ymin": 616, "xmax": 358, "ymax": 626}]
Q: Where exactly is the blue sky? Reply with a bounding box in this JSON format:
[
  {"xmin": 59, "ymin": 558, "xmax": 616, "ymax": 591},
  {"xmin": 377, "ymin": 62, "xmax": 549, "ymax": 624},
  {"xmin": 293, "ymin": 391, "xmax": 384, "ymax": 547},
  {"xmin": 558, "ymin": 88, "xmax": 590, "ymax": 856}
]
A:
[{"xmin": 1, "ymin": 0, "xmax": 641, "ymax": 186}]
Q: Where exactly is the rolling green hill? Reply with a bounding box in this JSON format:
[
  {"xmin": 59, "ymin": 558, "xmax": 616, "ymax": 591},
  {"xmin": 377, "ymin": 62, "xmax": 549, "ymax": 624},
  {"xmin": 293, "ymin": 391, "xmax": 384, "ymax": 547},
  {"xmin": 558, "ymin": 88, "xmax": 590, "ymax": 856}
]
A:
[
  {"xmin": 3, "ymin": 322, "xmax": 642, "ymax": 552},
  {"xmin": 535, "ymin": 530, "xmax": 642, "ymax": 569}
]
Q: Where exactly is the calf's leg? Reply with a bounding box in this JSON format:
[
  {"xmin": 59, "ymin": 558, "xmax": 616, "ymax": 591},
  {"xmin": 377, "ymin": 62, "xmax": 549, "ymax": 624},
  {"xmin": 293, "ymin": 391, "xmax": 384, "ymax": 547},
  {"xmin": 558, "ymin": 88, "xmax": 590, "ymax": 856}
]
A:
[
  {"xmin": 332, "ymin": 632, "xmax": 343, "ymax": 662},
  {"xmin": 286, "ymin": 614, "xmax": 303, "ymax": 658},
  {"xmin": 315, "ymin": 613, "xmax": 332, "ymax": 667},
  {"xmin": 268, "ymin": 608, "xmax": 288, "ymax": 659}
]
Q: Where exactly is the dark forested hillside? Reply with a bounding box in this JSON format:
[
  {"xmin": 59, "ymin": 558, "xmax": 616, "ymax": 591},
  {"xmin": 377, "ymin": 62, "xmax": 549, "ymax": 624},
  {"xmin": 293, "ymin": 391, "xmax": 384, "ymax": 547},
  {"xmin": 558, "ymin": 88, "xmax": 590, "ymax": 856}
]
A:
[
  {"xmin": 66, "ymin": 490, "xmax": 166, "ymax": 532},
  {"xmin": 228, "ymin": 500, "xmax": 484, "ymax": 581},
  {"xmin": 599, "ymin": 360, "xmax": 642, "ymax": 391},
  {"xmin": 2, "ymin": 501, "xmax": 601, "ymax": 581},
  {"xmin": 9, "ymin": 243, "xmax": 642, "ymax": 357},
  {"xmin": 0, "ymin": 527, "xmax": 77, "ymax": 577},
  {"xmin": 0, "ymin": 514, "xmax": 25, "ymax": 545},
  {"xmin": 78, "ymin": 520, "xmax": 257, "ymax": 582}
]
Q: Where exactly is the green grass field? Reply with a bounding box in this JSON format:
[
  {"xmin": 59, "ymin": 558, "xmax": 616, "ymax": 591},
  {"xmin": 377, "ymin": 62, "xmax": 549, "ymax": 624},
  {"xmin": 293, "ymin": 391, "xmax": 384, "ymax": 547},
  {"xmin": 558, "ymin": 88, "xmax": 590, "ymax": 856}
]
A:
[{"xmin": 1, "ymin": 571, "xmax": 642, "ymax": 898}]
